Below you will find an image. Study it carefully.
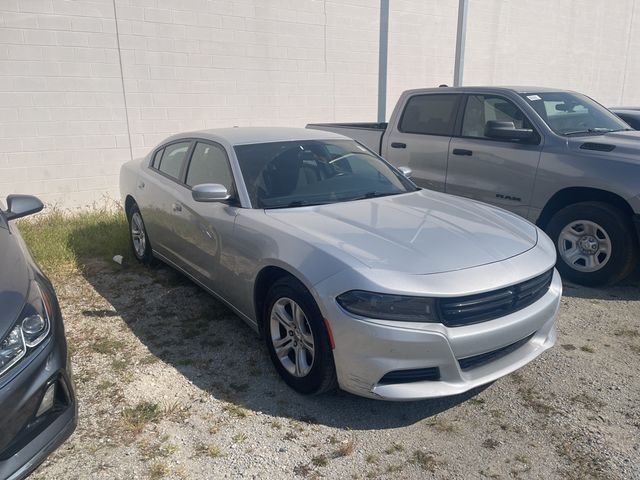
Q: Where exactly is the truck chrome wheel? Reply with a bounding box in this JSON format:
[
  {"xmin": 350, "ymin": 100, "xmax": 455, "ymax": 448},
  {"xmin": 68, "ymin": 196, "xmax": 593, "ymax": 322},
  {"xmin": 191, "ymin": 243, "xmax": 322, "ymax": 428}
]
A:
[
  {"xmin": 270, "ymin": 297, "xmax": 315, "ymax": 378},
  {"xmin": 558, "ymin": 220, "xmax": 611, "ymax": 272}
]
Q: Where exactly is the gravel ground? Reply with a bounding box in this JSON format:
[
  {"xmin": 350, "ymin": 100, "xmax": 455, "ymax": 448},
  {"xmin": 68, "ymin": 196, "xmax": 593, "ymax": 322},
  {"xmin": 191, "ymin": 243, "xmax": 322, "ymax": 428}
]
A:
[{"xmin": 32, "ymin": 261, "xmax": 640, "ymax": 480}]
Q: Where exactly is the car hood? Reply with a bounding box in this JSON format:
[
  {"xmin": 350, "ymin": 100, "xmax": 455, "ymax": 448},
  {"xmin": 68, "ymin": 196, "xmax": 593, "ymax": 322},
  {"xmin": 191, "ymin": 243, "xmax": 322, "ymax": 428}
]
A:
[
  {"xmin": 0, "ymin": 227, "xmax": 29, "ymax": 340},
  {"xmin": 265, "ymin": 190, "xmax": 538, "ymax": 274}
]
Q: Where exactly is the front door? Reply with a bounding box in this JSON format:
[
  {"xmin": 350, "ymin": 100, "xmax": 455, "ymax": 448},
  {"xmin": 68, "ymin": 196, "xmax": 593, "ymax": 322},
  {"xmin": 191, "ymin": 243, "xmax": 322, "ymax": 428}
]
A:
[
  {"xmin": 171, "ymin": 141, "xmax": 239, "ymax": 300},
  {"xmin": 446, "ymin": 94, "xmax": 543, "ymax": 217}
]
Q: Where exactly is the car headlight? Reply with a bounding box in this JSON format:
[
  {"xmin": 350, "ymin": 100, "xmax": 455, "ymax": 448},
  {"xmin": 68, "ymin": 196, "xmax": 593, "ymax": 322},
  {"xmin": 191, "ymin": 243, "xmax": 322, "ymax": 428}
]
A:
[
  {"xmin": 336, "ymin": 290, "xmax": 438, "ymax": 322},
  {"xmin": 0, "ymin": 280, "xmax": 52, "ymax": 377}
]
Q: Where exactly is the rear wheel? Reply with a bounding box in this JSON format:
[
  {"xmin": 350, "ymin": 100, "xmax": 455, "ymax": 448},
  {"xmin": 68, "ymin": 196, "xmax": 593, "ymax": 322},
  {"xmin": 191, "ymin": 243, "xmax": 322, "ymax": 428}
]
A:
[
  {"xmin": 127, "ymin": 203, "xmax": 154, "ymax": 264},
  {"xmin": 546, "ymin": 202, "xmax": 637, "ymax": 286},
  {"xmin": 264, "ymin": 277, "xmax": 337, "ymax": 395}
]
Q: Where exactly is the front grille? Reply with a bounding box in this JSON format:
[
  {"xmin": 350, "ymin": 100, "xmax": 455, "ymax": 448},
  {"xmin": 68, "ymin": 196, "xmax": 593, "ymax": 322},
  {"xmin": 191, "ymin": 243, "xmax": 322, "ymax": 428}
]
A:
[
  {"xmin": 378, "ymin": 367, "xmax": 440, "ymax": 385},
  {"xmin": 437, "ymin": 269, "xmax": 553, "ymax": 327},
  {"xmin": 458, "ymin": 333, "xmax": 535, "ymax": 370}
]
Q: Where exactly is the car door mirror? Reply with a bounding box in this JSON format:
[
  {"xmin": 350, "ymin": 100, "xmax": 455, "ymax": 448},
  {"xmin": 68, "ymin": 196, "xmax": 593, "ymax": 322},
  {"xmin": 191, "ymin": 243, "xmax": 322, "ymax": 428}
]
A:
[
  {"xmin": 398, "ymin": 166, "xmax": 412, "ymax": 178},
  {"xmin": 484, "ymin": 121, "xmax": 534, "ymax": 141},
  {"xmin": 192, "ymin": 184, "xmax": 230, "ymax": 202},
  {"xmin": 5, "ymin": 195, "xmax": 44, "ymax": 221}
]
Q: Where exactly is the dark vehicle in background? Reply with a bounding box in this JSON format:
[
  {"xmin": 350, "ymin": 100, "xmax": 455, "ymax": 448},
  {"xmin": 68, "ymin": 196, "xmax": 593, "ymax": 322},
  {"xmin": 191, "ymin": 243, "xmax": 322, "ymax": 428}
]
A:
[
  {"xmin": 309, "ymin": 87, "xmax": 640, "ymax": 286},
  {"xmin": 0, "ymin": 195, "xmax": 76, "ymax": 480},
  {"xmin": 610, "ymin": 107, "xmax": 640, "ymax": 129}
]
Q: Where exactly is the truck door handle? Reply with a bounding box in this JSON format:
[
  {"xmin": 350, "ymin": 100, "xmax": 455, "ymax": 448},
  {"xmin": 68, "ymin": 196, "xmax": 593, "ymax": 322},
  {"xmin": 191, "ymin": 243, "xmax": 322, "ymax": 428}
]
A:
[
  {"xmin": 137, "ymin": 181, "xmax": 145, "ymax": 189},
  {"xmin": 391, "ymin": 142, "xmax": 406, "ymax": 149},
  {"xmin": 172, "ymin": 203, "xmax": 182, "ymax": 212},
  {"xmin": 452, "ymin": 148, "xmax": 473, "ymax": 156}
]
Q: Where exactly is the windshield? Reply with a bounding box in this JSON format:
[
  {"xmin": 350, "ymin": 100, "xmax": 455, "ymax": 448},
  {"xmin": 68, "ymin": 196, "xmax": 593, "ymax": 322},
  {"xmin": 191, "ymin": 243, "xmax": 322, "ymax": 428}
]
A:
[
  {"xmin": 520, "ymin": 91, "xmax": 630, "ymax": 136},
  {"xmin": 234, "ymin": 139, "xmax": 417, "ymax": 209}
]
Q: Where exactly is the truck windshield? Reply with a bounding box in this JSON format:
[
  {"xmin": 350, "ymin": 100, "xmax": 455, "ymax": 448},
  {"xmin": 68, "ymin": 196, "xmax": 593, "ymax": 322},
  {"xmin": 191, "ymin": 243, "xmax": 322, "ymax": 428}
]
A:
[
  {"xmin": 234, "ymin": 139, "xmax": 417, "ymax": 209},
  {"xmin": 520, "ymin": 92, "xmax": 630, "ymax": 136}
]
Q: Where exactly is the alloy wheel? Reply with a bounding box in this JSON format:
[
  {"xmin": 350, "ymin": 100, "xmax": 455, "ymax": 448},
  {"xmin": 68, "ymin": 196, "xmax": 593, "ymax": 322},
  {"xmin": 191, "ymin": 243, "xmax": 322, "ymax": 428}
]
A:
[
  {"xmin": 130, "ymin": 212, "xmax": 147, "ymax": 259},
  {"xmin": 269, "ymin": 297, "xmax": 315, "ymax": 378}
]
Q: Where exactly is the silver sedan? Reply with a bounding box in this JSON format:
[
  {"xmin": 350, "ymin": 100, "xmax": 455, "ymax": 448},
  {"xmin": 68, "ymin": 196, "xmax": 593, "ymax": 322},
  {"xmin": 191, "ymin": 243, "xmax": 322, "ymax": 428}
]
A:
[{"xmin": 119, "ymin": 127, "xmax": 561, "ymax": 401}]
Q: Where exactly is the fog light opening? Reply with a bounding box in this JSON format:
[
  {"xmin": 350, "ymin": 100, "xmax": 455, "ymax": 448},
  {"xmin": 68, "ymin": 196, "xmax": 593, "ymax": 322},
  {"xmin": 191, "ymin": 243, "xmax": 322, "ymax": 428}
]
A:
[{"xmin": 36, "ymin": 383, "xmax": 56, "ymax": 417}]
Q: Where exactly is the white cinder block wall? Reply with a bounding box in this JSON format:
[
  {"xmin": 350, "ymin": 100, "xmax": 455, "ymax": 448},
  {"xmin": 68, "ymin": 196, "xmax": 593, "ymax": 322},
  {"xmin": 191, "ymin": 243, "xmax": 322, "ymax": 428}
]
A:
[{"xmin": 1, "ymin": 0, "xmax": 639, "ymax": 208}]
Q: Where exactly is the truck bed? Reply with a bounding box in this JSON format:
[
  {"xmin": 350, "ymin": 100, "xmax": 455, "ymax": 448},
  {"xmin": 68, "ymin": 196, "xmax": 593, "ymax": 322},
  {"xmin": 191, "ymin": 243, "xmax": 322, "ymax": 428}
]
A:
[{"xmin": 306, "ymin": 122, "xmax": 387, "ymax": 153}]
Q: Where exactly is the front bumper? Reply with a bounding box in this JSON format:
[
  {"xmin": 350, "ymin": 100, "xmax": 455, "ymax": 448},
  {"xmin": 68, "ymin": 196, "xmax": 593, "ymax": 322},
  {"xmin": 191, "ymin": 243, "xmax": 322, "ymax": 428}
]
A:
[
  {"xmin": 316, "ymin": 268, "xmax": 561, "ymax": 401},
  {"xmin": 0, "ymin": 312, "xmax": 77, "ymax": 480}
]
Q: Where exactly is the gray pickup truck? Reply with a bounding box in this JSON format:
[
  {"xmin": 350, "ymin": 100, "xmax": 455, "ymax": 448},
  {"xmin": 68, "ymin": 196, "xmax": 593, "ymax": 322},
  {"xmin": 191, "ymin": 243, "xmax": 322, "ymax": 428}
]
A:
[{"xmin": 308, "ymin": 86, "xmax": 640, "ymax": 286}]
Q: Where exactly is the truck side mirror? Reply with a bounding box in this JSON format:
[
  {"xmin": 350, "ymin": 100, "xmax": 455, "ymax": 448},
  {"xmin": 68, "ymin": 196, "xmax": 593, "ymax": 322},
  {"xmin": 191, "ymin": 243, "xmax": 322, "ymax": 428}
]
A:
[{"xmin": 485, "ymin": 121, "xmax": 534, "ymax": 141}]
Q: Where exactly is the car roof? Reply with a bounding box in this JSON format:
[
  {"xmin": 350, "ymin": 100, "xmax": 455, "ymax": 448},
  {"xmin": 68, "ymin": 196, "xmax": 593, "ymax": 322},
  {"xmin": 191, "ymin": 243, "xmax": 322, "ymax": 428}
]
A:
[
  {"xmin": 404, "ymin": 86, "xmax": 575, "ymax": 95},
  {"xmin": 162, "ymin": 127, "xmax": 349, "ymax": 147}
]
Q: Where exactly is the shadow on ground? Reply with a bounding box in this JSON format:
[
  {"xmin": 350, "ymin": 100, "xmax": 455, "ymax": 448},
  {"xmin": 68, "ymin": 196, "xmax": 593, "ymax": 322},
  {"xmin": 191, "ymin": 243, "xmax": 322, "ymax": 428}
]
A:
[
  {"xmin": 561, "ymin": 266, "xmax": 640, "ymax": 301},
  {"xmin": 75, "ymin": 260, "xmax": 489, "ymax": 430}
]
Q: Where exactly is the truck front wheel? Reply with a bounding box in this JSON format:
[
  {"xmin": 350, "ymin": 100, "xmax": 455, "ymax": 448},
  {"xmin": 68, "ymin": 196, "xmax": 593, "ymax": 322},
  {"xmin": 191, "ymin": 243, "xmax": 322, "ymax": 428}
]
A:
[{"xmin": 546, "ymin": 202, "xmax": 638, "ymax": 286}]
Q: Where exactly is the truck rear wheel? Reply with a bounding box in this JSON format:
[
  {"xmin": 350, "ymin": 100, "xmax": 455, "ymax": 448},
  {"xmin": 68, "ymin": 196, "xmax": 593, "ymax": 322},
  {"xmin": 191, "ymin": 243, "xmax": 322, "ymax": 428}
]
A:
[{"xmin": 546, "ymin": 202, "xmax": 637, "ymax": 286}]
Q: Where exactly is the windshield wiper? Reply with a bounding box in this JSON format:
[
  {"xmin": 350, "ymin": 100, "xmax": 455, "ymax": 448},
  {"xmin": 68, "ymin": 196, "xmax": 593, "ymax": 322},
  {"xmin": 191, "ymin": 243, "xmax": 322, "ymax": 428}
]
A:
[
  {"xmin": 345, "ymin": 191, "xmax": 399, "ymax": 202},
  {"xmin": 563, "ymin": 127, "xmax": 615, "ymax": 136},
  {"xmin": 267, "ymin": 200, "xmax": 329, "ymax": 209}
]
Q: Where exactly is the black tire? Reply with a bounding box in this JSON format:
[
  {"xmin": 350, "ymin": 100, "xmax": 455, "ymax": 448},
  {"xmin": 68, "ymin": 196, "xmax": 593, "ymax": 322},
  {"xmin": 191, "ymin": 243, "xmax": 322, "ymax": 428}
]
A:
[
  {"xmin": 127, "ymin": 203, "xmax": 154, "ymax": 265},
  {"xmin": 546, "ymin": 201, "xmax": 638, "ymax": 286},
  {"xmin": 264, "ymin": 277, "xmax": 337, "ymax": 395}
]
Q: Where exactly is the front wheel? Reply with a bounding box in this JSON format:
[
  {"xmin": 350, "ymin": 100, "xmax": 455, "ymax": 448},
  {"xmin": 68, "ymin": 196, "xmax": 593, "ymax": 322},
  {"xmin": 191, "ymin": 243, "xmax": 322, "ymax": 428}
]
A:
[
  {"xmin": 264, "ymin": 277, "xmax": 337, "ymax": 395},
  {"xmin": 546, "ymin": 202, "xmax": 638, "ymax": 286}
]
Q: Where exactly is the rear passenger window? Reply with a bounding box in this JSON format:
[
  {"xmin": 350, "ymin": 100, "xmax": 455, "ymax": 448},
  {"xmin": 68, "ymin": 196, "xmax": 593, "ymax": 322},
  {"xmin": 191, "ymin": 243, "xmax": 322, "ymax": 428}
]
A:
[
  {"xmin": 186, "ymin": 142, "xmax": 234, "ymax": 191},
  {"xmin": 151, "ymin": 148, "xmax": 164, "ymax": 168},
  {"xmin": 157, "ymin": 141, "xmax": 191, "ymax": 180},
  {"xmin": 399, "ymin": 94, "xmax": 458, "ymax": 136}
]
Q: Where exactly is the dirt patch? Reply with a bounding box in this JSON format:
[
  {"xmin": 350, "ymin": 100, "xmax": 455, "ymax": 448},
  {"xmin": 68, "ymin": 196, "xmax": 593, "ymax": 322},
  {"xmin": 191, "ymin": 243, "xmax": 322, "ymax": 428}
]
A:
[{"xmin": 32, "ymin": 262, "xmax": 640, "ymax": 479}]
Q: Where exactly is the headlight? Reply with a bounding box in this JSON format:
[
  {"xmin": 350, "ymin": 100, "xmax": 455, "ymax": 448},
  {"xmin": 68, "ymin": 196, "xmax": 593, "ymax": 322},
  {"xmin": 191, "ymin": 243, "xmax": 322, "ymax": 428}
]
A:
[
  {"xmin": 0, "ymin": 280, "xmax": 52, "ymax": 377},
  {"xmin": 336, "ymin": 290, "xmax": 438, "ymax": 322}
]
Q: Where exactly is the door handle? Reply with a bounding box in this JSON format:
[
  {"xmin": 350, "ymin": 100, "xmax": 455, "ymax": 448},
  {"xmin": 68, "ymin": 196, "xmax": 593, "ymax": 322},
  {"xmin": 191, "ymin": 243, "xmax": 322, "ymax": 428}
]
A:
[
  {"xmin": 391, "ymin": 142, "xmax": 406, "ymax": 149},
  {"xmin": 452, "ymin": 148, "xmax": 473, "ymax": 156},
  {"xmin": 137, "ymin": 181, "xmax": 145, "ymax": 189},
  {"xmin": 172, "ymin": 203, "xmax": 182, "ymax": 212}
]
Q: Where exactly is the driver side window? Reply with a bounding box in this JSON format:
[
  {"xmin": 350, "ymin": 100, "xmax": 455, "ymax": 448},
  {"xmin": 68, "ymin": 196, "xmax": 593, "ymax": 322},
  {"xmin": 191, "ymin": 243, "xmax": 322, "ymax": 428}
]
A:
[{"xmin": 462, "ymin": 95, "xmax": 532, "ymax": 139}]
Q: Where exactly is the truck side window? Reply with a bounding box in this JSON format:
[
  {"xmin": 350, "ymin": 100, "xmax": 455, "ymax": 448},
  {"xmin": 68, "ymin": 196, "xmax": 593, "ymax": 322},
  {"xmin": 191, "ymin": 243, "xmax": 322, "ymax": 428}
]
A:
[
  {"xmin": 462, "ymin": 95, "xmax": 533, "ymax": 138},
  {"xmin": 398, "ymin": 94, "xmax": 458, "ymax": 136}
]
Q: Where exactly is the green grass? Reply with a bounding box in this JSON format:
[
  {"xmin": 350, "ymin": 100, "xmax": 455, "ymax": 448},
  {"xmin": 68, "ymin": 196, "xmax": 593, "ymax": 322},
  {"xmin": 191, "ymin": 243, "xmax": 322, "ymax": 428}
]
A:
[
  {"xmin": 122, "ymin": 401, "xmax": 162, "ymax": 434},
  {"xmin": 17, "ymin": 207, "xmax": 131, "ymax": 273}
]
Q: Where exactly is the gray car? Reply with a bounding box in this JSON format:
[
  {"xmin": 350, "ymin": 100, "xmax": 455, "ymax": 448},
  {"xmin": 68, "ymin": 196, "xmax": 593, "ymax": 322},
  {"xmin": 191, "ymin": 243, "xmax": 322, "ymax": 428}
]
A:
[
  {"xmin": 0, "ymin": 195, "xmax": 77, "ymax": 480},
  {"xmin": 119, "ymin": 127, "xmax": 561, "ymax": 401},
  {"xmin": 610, "ymin": 107, "xmax": 640, "ymax": 130}
]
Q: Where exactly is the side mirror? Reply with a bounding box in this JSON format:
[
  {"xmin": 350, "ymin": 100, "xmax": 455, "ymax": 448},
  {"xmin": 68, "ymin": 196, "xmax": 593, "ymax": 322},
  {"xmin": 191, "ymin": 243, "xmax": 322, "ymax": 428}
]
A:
[
  {"xmin": 398, "ymin": 166, "xmax": 412, "ymax": 178},
  {"xmin": 5, "ymin": 195, "xmax": 44, "ymax": 221},
  {"xmin": 485, "ymin": 120, "xmax": 534, "ymax": 141},
  {"xmin": 192, "ymin": 184, "xmax": 230, "ymax": 202}
]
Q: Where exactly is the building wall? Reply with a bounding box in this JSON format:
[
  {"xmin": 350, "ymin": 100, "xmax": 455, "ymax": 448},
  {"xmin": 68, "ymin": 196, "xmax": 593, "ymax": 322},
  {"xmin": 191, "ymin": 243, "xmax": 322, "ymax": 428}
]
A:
[
  {"xmin": 463, "ymin": 0, "xmax": 640, "ymax": 107},
  {"xmin": 0, "ymin": 0, "xmax": 638, "ymax": 208}
]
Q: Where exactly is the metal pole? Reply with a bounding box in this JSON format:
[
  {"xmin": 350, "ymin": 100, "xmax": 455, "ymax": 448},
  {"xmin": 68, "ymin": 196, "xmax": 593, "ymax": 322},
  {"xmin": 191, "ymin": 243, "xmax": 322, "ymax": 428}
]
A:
[
  {"xmin": 453, "ymin": 0, "xmax": 469, "ymax": 87},
  {"xmin": 378, "ymin": 0, "xmax": 389, "ymax": 122}
]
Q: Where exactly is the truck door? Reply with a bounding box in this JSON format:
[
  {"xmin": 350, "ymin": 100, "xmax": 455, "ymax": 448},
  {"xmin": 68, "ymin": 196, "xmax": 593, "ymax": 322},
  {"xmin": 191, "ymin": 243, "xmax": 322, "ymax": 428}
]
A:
[
  {"xmin": 382, "ymin": 93, "xmax": 461, "ymax": 192},
  {"xmin": 446, "ymin": 94, "xmax": 543, "ymax": 217}
]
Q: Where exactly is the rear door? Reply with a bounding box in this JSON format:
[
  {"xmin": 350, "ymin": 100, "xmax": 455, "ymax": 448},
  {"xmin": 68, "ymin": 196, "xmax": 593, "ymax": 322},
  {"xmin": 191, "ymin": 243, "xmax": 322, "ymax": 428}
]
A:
[
  {"xmin": 382, "ymin": 93, "xmax": 461, "ymax": 192},
  {"xmin": 446, "ymin": 94, "xmax": 543, "ymax": 217},
  {"xmin": 141, "ymin": 140, "xmax": 193, "ymax": 262}
]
